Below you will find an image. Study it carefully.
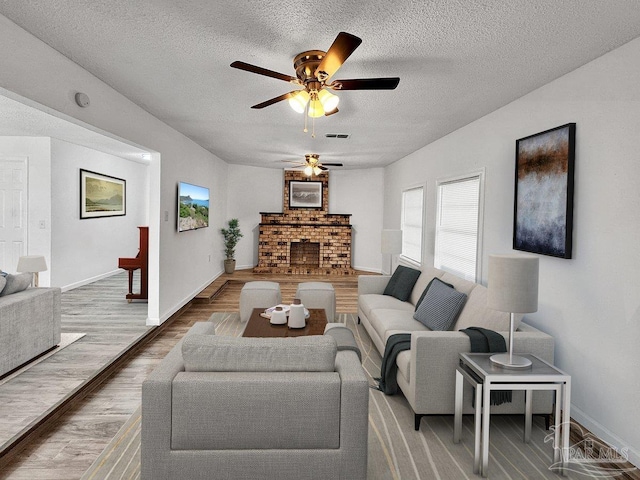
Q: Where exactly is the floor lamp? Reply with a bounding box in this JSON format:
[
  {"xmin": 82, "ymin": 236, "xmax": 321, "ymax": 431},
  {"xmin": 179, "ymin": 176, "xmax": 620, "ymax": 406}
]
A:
[
  {"xmin": 381, "ymin": 230, "xmax": 402, "ymax": 275},
  {"xmin": 487, "ymin": 254, "xmax": 539, "ymax": 369},
  {"xmin": 17, "ymin": 255, "xmax": 48, "ymax": 287}
]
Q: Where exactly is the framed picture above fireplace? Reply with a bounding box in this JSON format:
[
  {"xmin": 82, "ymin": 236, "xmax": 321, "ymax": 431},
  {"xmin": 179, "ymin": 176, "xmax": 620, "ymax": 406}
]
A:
[{"xmin": 289, "ymin": 181, "xmax": 322, "ymax": 209}]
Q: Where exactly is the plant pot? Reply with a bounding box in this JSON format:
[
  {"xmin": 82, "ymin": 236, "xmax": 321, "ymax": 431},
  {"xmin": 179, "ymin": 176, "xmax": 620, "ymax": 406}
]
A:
[{"xmin": 224, "ymin": 259, "xmax": 236, "ymax": 274}]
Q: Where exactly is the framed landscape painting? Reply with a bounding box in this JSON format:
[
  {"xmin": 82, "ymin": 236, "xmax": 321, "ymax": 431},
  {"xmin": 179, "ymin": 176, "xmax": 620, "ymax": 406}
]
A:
[
  {"xmin": 513, "ymin": 123, "xmax": 576, "ymax": 258},
  {"xmin": 289, "ymin": 181, "xmax": 323, "ymax": 209},
  {"xmin": 80, "ymin": 169, "xmax": 126, "ymax": 219}
]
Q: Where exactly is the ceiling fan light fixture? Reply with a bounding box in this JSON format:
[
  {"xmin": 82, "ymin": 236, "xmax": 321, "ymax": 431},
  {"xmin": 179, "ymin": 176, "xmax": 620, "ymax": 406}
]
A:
[
  {"xmin": 307, "ymin": 98, "xmax": 325, "ymax": 118},
  {"xmin": 313, "ymin": 166, "xmax": 323, "ymax": 175},
  {"xmin": 288, "ymin": 90, "xmax": 310, "ymax": 113},
  {"xmin": 318, "ymin": 89, "xmax": 339, "ymax": 112},
  {"xmin": 304, "ymin": 165, "xmax": 314, "ymax": 176}
]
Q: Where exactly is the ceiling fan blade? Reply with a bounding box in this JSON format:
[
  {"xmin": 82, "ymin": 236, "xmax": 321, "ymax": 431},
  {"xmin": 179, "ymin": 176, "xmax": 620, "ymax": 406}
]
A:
[
  {"xmin": 321, "ymin": 163, "xmax": 344, "ymax": 167},
  {"xmin": 230, "ymin": 61, "xmax": 297, "ymax": 83},
  {"xmin": 324, "ymin": 107, "xmax": 339, "ymax": 116},
  {"xmin": 251, "ymin": 91, "xmax": 297, "ymax": 109},
  {"xmin": 331, "ymin": 77, "xmax": 400, "ymax": 90},
  {"xmin": 318, "ymin": 165, "xmax": 329, "ymax": 171},
  {"xmin": 315, "ymin": 32, "xmax": 362, "ymax": 81}
]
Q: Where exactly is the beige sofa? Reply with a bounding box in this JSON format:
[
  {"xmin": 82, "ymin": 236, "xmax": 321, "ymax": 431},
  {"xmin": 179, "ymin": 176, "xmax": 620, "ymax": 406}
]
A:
[
  {"xmin": 142, "ymin": 322, "xmax": 369, "ymax": 480},
  {"xmin": 358, "ymin": 266, "xmax": 554, "ymax": 430}
]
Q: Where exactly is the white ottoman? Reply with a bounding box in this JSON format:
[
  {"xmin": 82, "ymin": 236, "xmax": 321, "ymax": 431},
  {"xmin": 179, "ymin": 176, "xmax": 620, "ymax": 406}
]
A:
[
  {"xmin": 295, "ymin": 282, "xmax": 336, "ymax": 322},
  {"xmin": 239, "ymin": 281, "xmax": 281, "ymax": 322}
]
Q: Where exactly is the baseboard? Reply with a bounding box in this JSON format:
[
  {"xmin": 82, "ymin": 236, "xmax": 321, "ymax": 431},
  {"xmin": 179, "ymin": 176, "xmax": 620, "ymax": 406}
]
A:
[
  {"xmin": 61, "ymin": 269, "xmax": 122, "ymax": 292},
  {"xmin": 571, "ymin": 406, "xmax": 640, "ymax": 470},
  {"xmin": 353, "ymin": 265, "xmax": 381, "ymax": 274},
  {"xmin": 151, "ymin": 269, "xmax": 224, "ymax": 325}
]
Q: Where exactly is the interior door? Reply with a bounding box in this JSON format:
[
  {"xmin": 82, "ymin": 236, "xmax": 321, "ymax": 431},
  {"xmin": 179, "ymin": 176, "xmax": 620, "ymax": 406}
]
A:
[{"xmin": 0, "ymin": 157, "xmax": 28, "ymax": 273}]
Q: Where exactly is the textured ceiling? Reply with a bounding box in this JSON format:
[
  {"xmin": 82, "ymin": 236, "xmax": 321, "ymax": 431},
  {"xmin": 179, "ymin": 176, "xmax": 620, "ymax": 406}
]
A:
[{"xmin": 1, "ymin": 1, "xmax": 640, "ymax": 169}]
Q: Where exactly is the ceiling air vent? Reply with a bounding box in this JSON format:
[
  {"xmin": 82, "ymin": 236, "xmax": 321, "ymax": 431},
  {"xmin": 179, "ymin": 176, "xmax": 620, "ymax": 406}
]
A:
[{"xmin": 325, "ymin": 133, "xmax": 350, "ymax": 139}]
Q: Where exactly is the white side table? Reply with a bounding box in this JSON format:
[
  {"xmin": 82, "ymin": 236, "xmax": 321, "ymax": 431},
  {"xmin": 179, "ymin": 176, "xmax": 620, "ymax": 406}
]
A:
[{"xmin": 453, "ymin": 353, "xmax": 571, "ymax": 477}]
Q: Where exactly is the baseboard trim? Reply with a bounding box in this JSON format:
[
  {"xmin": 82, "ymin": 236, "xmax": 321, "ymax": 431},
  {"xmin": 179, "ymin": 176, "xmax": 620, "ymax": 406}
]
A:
[
  {"xmin": 61, "ymin": 269, "xmax": 121, "ymax": 292},
  {"xmin": 570, "ymin": 406, "xmax": 640, "ymax": 473}
]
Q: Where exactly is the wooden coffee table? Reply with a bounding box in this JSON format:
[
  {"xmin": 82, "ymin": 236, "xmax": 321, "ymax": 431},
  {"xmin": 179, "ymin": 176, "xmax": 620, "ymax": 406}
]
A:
[{"xmin": 243, "ymin": 308, "xmax": 327, "ymax": 338}]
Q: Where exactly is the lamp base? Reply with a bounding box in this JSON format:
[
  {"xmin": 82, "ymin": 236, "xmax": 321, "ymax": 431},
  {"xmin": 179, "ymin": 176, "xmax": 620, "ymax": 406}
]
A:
[{"xmin": 489, "ymin": 353, "xmax": 532, "ymax": 369}]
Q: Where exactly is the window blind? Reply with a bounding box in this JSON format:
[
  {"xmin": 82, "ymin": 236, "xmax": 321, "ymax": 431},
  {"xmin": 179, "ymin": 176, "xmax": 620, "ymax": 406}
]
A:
[
  {"xmin": 434, "ymin": 176, "xmax": 480, "ymax": 281},
  {"xmin": 401, "ymin": 186, "xmax": 424, "ymax": 264}
]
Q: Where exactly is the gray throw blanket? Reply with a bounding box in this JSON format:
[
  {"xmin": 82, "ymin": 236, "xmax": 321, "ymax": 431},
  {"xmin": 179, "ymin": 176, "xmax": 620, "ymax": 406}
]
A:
[
  {"xmin": 460, "ymin": 327, "xmax": 512, "ymax": 406},
  {"xmin": 373, "ymin": 333, "xmax": 411, "ymax": 395},
  {"xmin": 324, "ymin": 326, "xmax": 362, "ymax": 362}
]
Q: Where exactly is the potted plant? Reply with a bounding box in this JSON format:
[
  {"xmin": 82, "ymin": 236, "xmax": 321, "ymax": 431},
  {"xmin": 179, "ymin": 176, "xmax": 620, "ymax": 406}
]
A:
[{"xmin": 221, "ymin": 218, "xmax": 243, "ymax": 274}]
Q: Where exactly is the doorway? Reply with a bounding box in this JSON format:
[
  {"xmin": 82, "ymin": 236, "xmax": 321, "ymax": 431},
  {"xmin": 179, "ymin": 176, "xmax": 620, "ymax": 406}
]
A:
[{"xmin": 0, "ymin": 157, "xmax": 28, "ymax": 272}]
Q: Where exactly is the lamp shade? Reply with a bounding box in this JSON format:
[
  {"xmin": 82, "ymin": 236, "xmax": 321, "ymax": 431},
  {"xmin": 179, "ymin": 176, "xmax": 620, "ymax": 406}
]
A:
[
  {"xmin": 288, "ymin": 90, "xmax": 310, "ymax": 113},
  {"xmin": 487, "ymin": 254, "xmax": 538, "ymax": 314},
  {"xmin": 381, "ymin": 229, "xmax": 403, "ymax": 255},
  {"xmin": 307, "ymin": 98, "xmax": 325, "ymax": 118},
  {"xmin": 16, "ymin": 255, "xmax": 48, "ymax": 273},
  {"xmin": 317, "ymin": 89, "xmax": 339, "ymax": 112}
]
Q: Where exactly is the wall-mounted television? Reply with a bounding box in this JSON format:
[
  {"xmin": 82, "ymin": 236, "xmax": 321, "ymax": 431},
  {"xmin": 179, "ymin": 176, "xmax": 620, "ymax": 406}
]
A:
[{"xmin": 178, "ymin": 181, "xmax": 210, "ymax": 232}]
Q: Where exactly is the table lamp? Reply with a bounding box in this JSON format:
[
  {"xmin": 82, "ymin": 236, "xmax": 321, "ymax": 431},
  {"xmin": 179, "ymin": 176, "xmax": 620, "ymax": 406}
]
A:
[
  {"xmin": 17, "ymin": 255, "xmax": 48, "ymax": 287},
  {"xmin": 487, "ymin": 254, "xmax": 539, "ymax": 369},
  {"xmin": 381, "ymin": 229, "xmax": 402, "ymax": 275}
]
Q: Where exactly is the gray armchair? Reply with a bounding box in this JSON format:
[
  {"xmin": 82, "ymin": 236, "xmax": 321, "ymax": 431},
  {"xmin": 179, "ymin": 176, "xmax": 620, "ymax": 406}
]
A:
[{"xmin": 142, "ymin": 322, "xmax": 369, "ymax": 480}]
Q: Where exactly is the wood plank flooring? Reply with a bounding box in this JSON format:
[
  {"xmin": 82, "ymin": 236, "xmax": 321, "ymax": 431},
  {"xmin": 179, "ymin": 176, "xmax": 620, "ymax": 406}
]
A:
[
  {"xmin": 0, "ymin": 269, "xmax": 363, "ymax": 479},
  {"xmin": 0, "ymin": 273, "xmax": 149, "ymax": 458}
]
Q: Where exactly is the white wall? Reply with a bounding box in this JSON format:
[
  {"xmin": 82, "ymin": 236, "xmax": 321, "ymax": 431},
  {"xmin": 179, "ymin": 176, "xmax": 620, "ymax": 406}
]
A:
[
  {"xmin": 226, "ymin": 165, "xmax": 283, "ymax": 269},
  {"xmin": 384, "ymin": 37, "xmax": 640, "ymax": 465},
  {"xmin": 50, "ymin": 138, "xmax": 148, "ymax": 289},
  {"xmin": 226, "ymin": 165, "xmax": 385, "ymax": 272},
  {"xmin": 329, "ymin": 168, "xmax": 384, "ymax": 272},
  {"xmin": 0, "ymin": 14, "xmax": 228, "ymax": 324},
  {"xmin": 0, "ymin": 137, "xmax": 51, "ymax": 284}
]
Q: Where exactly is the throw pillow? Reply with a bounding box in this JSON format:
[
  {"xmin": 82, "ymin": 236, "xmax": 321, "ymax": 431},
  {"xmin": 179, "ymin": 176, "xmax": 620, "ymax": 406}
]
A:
[
  {"xmin": 0, "ymin": 272, "xmax": 32, "ymax": 296},
  {"xmin": 414, "ymin": 277, "xmax": 454, "ymax": 311},
  {"xmin": 383, "ymin": 265, "xmax": 421, "ymax": 302},
  {"xmin": 413, "ymin": 277, "xmax": 467, "ymax": 331},
  {"xmin": 0, "ymin": 276, "xmax": 6, "ymax": 295}
]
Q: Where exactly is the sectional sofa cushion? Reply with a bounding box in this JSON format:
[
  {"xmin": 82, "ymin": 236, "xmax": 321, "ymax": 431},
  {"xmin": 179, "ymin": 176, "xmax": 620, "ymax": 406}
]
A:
[
  {"xmin": 383, "ymin": 265, "xmax": 421, "ymax": 302},
  {"xmin": 0, "ymin": 276, "xmax": 6, "ymax": 294},
  {"xmin": 0, "ymin": 273, "xmax": 32, "ymax": 296},
  {"xmin": 413, "ymin": 278, "xmax": 467, "ymax": 331},
  {"xmin": 182, "ymin": 334, "xmax": 337, "ymax": 372}
]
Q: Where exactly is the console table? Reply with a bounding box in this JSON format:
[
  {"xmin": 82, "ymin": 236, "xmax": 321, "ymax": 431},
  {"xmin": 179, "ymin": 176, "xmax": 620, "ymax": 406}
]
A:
[{"xmin": 454, "ymin": 353, "xmax": 571, "ymax": 477}]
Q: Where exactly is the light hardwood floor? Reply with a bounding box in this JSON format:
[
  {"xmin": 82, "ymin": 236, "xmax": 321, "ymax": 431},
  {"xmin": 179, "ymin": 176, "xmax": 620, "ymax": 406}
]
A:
[
  {"xmin": 0, "ymin": 269, "xmax": 365, "ymax": 479},
  {"xmin": 0, "ymin": 273, "xmax": 149, "ymax": 459}
]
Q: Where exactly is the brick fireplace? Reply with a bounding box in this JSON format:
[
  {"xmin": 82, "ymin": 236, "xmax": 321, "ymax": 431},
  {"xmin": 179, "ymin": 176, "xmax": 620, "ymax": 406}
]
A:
[{"xmin": 254, "ymin": 170, "xmax": 355, "ymax": 275}]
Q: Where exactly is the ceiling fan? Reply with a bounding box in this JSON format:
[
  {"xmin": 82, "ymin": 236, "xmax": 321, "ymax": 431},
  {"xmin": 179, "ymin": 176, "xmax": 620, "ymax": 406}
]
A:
[
  {"xmin": 230, "ymin": 32, "xmax": 400, "ymax": 119},
  {"xmin": 283, "ymin": 154, "xmax": 343, "ymax": 176}
]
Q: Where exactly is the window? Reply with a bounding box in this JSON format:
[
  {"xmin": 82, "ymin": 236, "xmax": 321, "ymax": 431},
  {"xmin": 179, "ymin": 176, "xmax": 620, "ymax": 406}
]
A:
[
  {"xmin": 401, "ymin": 186, "xmax": 424, "ymax": 264},
  {"xmin": 434, "ymin": 173, "xmax": 483, "ymax": 281}
]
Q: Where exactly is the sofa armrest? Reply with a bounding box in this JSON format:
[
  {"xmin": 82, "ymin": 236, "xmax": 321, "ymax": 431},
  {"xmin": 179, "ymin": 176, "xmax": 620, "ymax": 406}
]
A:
[
  {"xmin": 358, "ymin": 275, "xmax": 390, "ymax": 296},
  {"xmin": 141, "ymin": 321, "xmax": 215, "ymax": 478},
  {"xmin": 334, "ymin": 350, "xmax": 369, "ymax": 478},
  {"xmin": 408, "ymin": 324, "xmax": 554, "ymax": 414}
]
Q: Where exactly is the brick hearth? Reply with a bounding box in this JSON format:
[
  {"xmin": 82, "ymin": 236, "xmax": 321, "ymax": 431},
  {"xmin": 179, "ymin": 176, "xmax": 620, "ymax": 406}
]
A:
[{"xmin": 254, "ymin": 171, "xmax": 356, "ymax": 275}]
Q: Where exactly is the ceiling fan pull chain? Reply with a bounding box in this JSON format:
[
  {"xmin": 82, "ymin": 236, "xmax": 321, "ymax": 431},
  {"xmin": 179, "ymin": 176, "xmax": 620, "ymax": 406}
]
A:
[
  {"xmin": 303, "ymin": 102, "xmax": 309, "ymax": 133},
  {"xmin": 312, "ymin": 116, "xmax": 316, "ymax": 138}
]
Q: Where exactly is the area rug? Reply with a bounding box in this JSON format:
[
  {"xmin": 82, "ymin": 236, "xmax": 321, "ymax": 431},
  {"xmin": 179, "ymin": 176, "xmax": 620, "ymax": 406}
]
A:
[
  {"xmin": 0, "ymin": 332, "xmax": 86, "ymax": 386},
  {"xmin": 82, "ymin": 314, "xmax": 572, "ymax": 479}
]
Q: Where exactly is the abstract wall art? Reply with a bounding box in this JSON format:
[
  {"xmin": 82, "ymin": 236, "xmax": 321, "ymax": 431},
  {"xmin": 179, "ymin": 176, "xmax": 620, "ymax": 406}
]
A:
[{"xmin": 513, "ymin": 123, "xmax": 576, "ymax": 258}]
